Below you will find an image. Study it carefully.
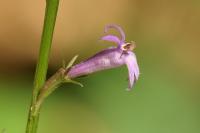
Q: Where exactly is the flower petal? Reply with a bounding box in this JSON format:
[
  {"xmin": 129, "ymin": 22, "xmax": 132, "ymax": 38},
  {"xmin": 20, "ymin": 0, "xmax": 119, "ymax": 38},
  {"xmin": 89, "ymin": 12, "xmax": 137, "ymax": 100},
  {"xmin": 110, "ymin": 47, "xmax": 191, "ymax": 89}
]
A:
[
  {"xmin": 104, "ymin": 24, "xmax": 125, "ymax": 43},
  {"xmin": 125, "ymin": 52, "xmax": 140, "ymax": 90},
  {"xmin": 101, "ymin": 35, "xmax": 121, "ymax": 45},
  {"xmin": 67, "ymin": 48, "xmax": 125, "ymax": 78}
]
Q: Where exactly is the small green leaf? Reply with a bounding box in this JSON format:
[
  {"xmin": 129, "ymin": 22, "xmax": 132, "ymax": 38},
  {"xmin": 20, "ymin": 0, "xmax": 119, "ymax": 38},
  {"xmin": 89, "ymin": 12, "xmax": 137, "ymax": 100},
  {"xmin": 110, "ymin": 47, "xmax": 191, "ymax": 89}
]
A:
[
  {"xmin": 64, "ymin": 77, "xmax": 83, "ymax": 87},
  {"xmin": 69, "ymin": 79, "xmax": 84, "ymax": 87},
  {"xmin": 66, "ymin": 55, "xmax": 78, "ymax": 69}
]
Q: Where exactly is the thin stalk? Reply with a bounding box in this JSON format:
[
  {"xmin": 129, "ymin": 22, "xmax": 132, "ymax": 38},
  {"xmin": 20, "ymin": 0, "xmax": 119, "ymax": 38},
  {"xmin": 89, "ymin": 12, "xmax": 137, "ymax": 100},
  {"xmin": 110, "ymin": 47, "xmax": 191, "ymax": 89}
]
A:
[
  {"xmin": 26, "ymin": 0, "xmax": 60, "ymax": 133},
  {"xmin": 35, "ymin": 68, "xmax": 66, "ymax": 113}
]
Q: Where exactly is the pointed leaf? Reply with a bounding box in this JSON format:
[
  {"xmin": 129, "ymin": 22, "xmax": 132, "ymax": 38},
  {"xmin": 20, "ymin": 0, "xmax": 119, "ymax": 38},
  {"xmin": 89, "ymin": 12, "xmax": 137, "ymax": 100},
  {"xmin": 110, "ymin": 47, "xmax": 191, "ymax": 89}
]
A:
[{"xmin": 66, "ymin": 55, "xmax": 78, "ymax": 69}]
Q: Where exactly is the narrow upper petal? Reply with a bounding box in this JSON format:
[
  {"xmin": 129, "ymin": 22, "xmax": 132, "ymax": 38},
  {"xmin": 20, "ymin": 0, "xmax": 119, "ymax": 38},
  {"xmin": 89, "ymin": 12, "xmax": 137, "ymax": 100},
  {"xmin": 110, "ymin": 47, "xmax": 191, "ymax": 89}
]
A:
[
  {"xmin": 101, "ymin": 35, "xmax": 121, "ymax": 45},
  {"xmin": 124, "ymin": 51, "xmax": 140, "ymax": 90},
  {"xmin": 104, "ymin": 24, "xmax": 125, "ymax": 43}
]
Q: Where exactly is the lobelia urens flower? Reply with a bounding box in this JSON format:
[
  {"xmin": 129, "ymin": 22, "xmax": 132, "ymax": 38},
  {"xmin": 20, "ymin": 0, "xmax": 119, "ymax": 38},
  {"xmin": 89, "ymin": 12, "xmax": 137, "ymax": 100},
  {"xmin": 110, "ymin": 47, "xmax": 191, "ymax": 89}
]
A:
[{"xmin": 67, "ymin": 24, "xmax": 139, "ymax": 90}]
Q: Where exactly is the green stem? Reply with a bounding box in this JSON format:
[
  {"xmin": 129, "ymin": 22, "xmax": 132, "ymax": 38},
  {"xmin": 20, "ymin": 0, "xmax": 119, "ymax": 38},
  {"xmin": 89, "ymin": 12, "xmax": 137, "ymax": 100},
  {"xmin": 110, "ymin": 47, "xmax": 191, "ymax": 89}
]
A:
[
  {"xmin": 26, "ymin": 0, "xmax": 60, "ymax": 133},
  {"xmin": 35, "ymin": 68, "xmax": 66, "ymax": 113}
]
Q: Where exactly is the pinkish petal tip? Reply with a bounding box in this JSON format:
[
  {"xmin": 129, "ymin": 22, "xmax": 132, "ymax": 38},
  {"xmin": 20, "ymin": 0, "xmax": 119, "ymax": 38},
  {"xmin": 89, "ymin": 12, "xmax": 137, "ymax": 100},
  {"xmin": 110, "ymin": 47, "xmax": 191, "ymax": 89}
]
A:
[
  {"xmin": 125, "ymin": 52, "xmax": 140, "ymax": 90},
  {"xmin": 101, "ymin": 35, "xmax": 121, "ymax": 45},
  {"xmin": 104, "ymin": 24, "xmax": 125, "ymax": 43}
]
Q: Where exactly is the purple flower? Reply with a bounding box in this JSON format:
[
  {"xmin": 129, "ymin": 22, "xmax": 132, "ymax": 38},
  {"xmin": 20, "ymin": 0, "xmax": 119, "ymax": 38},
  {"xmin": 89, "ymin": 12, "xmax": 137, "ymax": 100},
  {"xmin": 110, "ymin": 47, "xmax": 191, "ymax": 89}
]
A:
[{"xmin": 67, "ymin": 24, "xmax": 139, "ymax": 90}]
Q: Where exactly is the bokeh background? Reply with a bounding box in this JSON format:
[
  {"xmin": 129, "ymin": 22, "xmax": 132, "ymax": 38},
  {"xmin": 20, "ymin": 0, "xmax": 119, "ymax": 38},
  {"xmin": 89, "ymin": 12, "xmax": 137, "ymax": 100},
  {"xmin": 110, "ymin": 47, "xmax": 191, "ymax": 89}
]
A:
[{"xmin": 0, "ymin": 0, "xmax": 200, "ymax": 133}]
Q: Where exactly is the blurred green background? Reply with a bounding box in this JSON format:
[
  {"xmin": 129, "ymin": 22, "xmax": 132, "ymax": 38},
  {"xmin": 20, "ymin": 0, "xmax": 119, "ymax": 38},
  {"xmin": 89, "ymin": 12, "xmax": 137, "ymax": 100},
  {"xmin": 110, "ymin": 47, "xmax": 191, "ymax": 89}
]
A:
[{"xmin": 0, "ymin": 0, "xmax": 200, "ymax": 133}]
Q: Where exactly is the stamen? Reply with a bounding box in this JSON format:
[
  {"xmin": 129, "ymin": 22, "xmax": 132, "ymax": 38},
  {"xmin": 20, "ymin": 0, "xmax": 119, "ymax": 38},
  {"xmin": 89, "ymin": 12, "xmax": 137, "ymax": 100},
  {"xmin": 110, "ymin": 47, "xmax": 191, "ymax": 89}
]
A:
[{"xmin": 121, "ymin": 41, "xmax": 136, "ymax": 51}]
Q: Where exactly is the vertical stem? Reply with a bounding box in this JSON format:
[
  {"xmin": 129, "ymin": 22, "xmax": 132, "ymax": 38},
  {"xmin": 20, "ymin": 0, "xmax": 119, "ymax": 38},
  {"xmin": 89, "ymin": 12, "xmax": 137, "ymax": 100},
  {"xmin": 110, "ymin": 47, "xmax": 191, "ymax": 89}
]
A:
[{"xmin": 26, "ymin": 0, "xmax": 60, "ymax": 133}]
